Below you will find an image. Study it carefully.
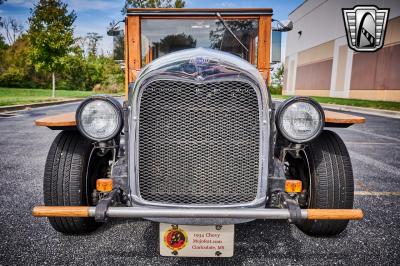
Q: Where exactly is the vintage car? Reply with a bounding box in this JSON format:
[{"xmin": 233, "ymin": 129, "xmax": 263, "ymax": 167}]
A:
[{"xmin": 33, "ymin": 8, "xmax": 365, "ymax": 257}]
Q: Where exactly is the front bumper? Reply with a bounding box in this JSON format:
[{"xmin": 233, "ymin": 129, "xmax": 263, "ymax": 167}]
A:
[{"xmin": 32, "ymin": 206, "xmax": 363, "ymax": 221}]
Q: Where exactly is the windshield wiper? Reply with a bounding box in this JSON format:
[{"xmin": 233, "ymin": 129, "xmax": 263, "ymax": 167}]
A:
[{"xmin": 216, "ymin": 12, "xmax": 249, "ymax": 53}]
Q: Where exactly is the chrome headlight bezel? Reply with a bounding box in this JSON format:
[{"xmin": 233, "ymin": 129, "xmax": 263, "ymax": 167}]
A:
[
  {"xmin": 76, "ymin": 95, "xmax": 123, "ymax": 141},
  {"xmin": 276, "ymin": 96, "xmax": 325, "ymax": 143}
]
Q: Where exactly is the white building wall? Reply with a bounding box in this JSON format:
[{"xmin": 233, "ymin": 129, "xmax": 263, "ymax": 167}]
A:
[{"xmin": 284, "ymin": 0, "xmax": 400, "ymax": 100}]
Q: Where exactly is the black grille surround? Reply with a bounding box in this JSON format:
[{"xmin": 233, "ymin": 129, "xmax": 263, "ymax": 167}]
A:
[{"xmin": 138, "ymin": 80, "xmax": 260, "ymax": 205}]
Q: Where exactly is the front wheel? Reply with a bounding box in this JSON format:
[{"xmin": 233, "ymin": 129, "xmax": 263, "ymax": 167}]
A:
[
  {"xmin": 296, "ymin": 130, "xmax": 354, "ymax": 236},
  {"xmin": 43, "ymin": 131, "xmax": 107, "ymax": 234}
]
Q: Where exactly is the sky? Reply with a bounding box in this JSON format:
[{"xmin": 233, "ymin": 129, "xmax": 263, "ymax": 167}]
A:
[{"xmin": 0, "ymin": 0, "xmax": 303, "ymax": 57}]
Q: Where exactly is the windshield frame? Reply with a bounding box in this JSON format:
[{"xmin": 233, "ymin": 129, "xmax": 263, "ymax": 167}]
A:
[
  {"xmin": 140, "ymin": 16, "xmax": 260, "ymax": 67},
  {"xmin": 124, "ymin": 12, "xmax": 272, "ymax": 93}
]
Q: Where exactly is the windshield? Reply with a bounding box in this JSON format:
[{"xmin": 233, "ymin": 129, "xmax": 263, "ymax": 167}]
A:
[{"xmin": 141, "ymin": 18, "xmax": 259, "ymax": 66}]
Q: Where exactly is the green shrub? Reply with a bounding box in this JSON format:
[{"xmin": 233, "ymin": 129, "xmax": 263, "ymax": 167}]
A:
[
  {"xmin": 269, "ymin": 84, "xmax": 282, "ymax": 95},
  {"xmin": 0, "ymin": 36, "xmax": 124, "ymax": 92}
]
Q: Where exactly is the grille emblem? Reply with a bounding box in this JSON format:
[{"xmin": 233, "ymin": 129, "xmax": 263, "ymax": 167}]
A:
[{"xmin": 189, "ymin": 56, "xmax": 210, "ymax": 67}]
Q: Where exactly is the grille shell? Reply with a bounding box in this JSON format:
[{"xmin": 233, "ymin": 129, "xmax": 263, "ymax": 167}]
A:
[{"xmin": 138, "ymin": 80, "xmax": 260, "ymax": 205}]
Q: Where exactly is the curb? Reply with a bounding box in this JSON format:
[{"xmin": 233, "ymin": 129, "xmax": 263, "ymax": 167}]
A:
[
  {"xmin": 321, "ymin": 103, "xmax": 400, "ymax": 119},
  {"xmin": 272, "ymin": 98, "xmax": 400, "ymax": 119},
  {"xmin": 0, "ymin": 99, "xmax": 83, "ymax": 113},
  {"xmin": 319, "ymin": 103, "xmax": 400, "ymax": 119}
]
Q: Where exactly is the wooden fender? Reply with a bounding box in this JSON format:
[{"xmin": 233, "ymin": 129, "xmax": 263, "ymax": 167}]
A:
[{"xmin": 35, "ymin": 112, "xmax": 76, "ymax": 128}]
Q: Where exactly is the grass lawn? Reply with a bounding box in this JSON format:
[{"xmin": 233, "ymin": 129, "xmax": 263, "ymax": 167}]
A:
[
  {"xmin": 2, "ymin": 87, "xmax": 398, "ymax": 111},
  {"xmin": 0, "ymin": 87, "xmax": 111, "ymax": 107},
  {"xmin": 272, "ymin": 94, "xmax": 400, "ymax": 111}
]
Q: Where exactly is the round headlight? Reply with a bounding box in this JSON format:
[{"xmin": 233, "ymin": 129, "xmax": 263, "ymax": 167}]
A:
[
  {"xmin": 276, "ymin": 97, "xmax": 324, "ymax": 143},
  {"xmin": 76, "ymin": 96, "xmax": 123, "ymax": 141}
]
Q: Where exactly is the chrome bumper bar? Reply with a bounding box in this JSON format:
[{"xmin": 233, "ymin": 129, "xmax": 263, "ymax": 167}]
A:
[{"xmin": 32, "ymin": 206, "xmax": 364, "ymax": 220}]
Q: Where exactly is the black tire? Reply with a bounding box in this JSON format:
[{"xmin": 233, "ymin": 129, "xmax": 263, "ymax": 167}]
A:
[
  {"xmin": 44, "ymin": 131, "xmax": 102, "ymax": 234},
  {"xmin": 296, "ymin": 130, "xmax": 354, "ymax": 236}
]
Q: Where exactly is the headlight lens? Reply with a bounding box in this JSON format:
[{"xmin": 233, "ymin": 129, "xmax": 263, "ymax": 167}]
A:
[
  {"xmin": 76, "ymin": 96, "xmax": 123, "ymax": 141},
  {"xmin": 277, "ymin": 97, "xmax": 324, "ymax": 143}
]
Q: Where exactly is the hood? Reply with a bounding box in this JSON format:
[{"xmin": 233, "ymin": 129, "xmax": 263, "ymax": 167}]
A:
[{"xmin": 131, "ymin": 48, "xmax": 267, "ymax": 95}]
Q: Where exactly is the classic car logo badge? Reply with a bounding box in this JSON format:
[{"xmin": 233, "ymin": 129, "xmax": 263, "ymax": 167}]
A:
[
  {"xmin": 163, "ymin": 225, "xmax": 188, "ymax": 251},
  {"xmin": 189, "ymin": 56, "xmax": 210, "ymax": 67},
  {"xmin": 342, "ymin": 5, "xmax": 389, "ymax": 52}
]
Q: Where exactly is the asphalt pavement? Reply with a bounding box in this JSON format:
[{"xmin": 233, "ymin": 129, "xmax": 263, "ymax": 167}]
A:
[{"xmin": 0, "ymin": 102, "xmax": 399, "ymax": 265}]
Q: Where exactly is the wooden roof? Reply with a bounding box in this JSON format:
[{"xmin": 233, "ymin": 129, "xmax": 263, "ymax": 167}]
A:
[{"xmin": 126, "ymin": 8, "xmax": 273, "ymax": 16}]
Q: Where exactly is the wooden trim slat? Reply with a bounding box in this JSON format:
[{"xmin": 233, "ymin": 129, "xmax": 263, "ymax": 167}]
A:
[
  {"xmin": 257, "ymin": 15, "xmax": 272, "ymax": 84},
  {"xmin": 124, "ymin": 18, "xmax": 129, "ymax": 96},
  {"xmin": 307, "ymin": 209, "xmax": 364, "ymax": 220},
  {"xmin": 140, "ymin": 15, "xmax": 260, "ymax": 20},
  {"xmin": 127, "ymin": 8, "xmax": 273, "ymax": 17},
  {"xmin": 127, "ymin": 15, "xmax": 141, "ymax": 84},
  {"xmin": 32, "ymin": 206, "xmax": 90, "ymax": 217},
  {"xmin": 128, "ymin": 8, "xmax": 273, "ymax": 12}
]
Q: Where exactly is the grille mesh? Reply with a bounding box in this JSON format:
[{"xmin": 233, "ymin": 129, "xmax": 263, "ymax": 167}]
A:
[{"xmin": 138, "ymin": 80, "xmax": 260, "ymax": 205}]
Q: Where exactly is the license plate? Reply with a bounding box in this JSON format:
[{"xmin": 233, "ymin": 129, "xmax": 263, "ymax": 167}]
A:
[{"xmin": 159, "ymin": 223, "xmax": 234, "ymax": 257}]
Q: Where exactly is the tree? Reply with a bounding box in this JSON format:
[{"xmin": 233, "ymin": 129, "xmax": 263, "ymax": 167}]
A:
[
  {"xmin": 107, "ymin": 20, "xmax": 124, "ymax": 60},
  {"xmin": 122, "ymin": 0, "xmax": 185, "ymax": 14},
  {"xmin": 112, "ymin": 31, "xmax": 124, "ymax": 60},
  {"xmin": 86, "ymin": 32, "xmax": 103, "ymax": 56},
  {"xmin": 272, "ymin": 64, "xmax": 284, "ymax": 84},
  {"xmin": 0, "ymin": 35, "xmax": 7, "ymax": 50},
  {"xmin": 3, "ymin": 17, "xmax": 24, "ymax": 44},
  {"xmin": 28, "ymin": 0, "xmax": 76, "ymax": 97},
  {"xmin": 209, "ymin": 20, "xmax": 256, "ymax": 60},
  {"xmin": 158, "ymin": 33, "xmax": 196, "ymax": 54},
  {"xmin": 0, "ymin": 0, "xmax": 7, "ymax": 30},
  {"xmin": 0, "ymin": 35, "xmax": 41, "ymax": 88},
  {"xmin": 0, "ymin": 35, "xmax": 9, "ymax": 77}
]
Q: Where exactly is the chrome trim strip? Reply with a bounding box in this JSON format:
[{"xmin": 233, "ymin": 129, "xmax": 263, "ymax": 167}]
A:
[{"xmin": 92, "ymin": 207, "xmax": 307, "ymax": 220}]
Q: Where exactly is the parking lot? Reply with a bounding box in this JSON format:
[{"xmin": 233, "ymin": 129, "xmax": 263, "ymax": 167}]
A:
[{"xmin": 0, "ymin": 102, "xmax": 399, "ymax": 265}]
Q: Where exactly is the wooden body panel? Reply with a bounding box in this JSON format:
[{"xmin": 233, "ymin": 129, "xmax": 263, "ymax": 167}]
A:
[
  {"xmin": 34, "ymin": 110, "xmax": 365, "ymax": 128},
  {"xmin": 126, "ymin": 15, "xmax": 141, "ymax": 96},
  {"xmin": 258, "ymin": 15, "xmax": 272, "ymax": 84}
]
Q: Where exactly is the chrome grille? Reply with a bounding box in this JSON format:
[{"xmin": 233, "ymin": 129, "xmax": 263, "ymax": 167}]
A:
[{"xmin": 138, "ymin": 80, "xmax": 260, "ymax": 205}]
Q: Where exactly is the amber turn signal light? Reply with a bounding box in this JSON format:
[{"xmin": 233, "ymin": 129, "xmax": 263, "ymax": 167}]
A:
[
  {"xmin": 285, "ymin": 180, "xmax": 302, "ymax": 193},
  {"xmin": 96, "ymin": 178, "xmax": 113, "ymax": 192}
]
